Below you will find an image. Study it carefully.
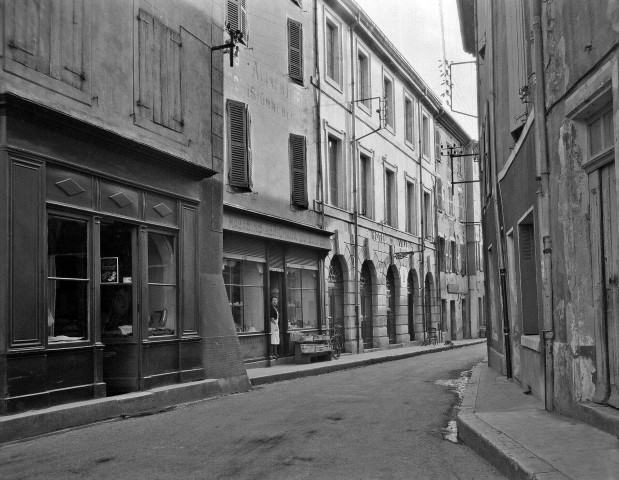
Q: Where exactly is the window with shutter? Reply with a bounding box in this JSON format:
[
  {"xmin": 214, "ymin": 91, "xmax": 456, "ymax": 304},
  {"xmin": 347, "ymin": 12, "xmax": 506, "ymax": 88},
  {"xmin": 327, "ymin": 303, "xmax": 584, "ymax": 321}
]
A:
[
  {"xmin": 288, "ymin": 19, "xmax": 303, "ymax": 84},
  {"xmin": 290, "ymin": 134, "xmax": 308, "ymax": 208},
  {"xmin": 227, "ymin": 0, "xmax": 248, "ymax": 42},
  {"xmin": 227, "ymin": 100, "xmax": 251, "ymax": 189},
  {"xmin": 505, "ymin": 0, "xmax": 529, "ymax": 136},
  {"xmin": 437, "ymin": 178, "xmax": 443, "ymax": 211},
  {"xmin": 5, "ymin": 0, "xmax": 90, "ymax": 99},
  {"xmin": 405, "ymin": 97, "xmax": 414, "ymax": 144},
  {"xmin": 137, "ymin": 10, "xmax": 183, "ymax": 132}
]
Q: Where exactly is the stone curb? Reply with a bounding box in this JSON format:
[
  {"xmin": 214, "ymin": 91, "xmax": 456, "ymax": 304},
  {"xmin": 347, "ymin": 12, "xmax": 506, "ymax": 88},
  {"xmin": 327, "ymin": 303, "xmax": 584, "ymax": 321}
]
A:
[
  {"xmin": 457, "ymin": 363, "xmax": 570, "ymax": 480},
  {"xmin": 250, "ymin": 339, "xmax": 487, "ymax": 386},
  {"xmin": 0, "ymin": 374, "xmax": 251, "ymax": 445}
]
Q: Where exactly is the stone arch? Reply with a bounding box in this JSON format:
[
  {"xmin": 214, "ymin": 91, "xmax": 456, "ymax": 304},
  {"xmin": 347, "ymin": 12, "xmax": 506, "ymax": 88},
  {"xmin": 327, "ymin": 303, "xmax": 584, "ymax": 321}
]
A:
[
  {"xmin": 327, "ymin": 255, "xmax": 346, "ymax": 352},
  {"xmin": 407, "ymin": 269, "xmax": 420, "ymax": 341},
  {"xmin": 424, "ymin": 272, "xmax": 435, "ymax": 333},
  {"xmin": 360, "ymin": 260, "xmax": 376, "ymax": 350},
  {"xmin": 386, "ymin": 265, "xmax": 398, "ymax": 344}
]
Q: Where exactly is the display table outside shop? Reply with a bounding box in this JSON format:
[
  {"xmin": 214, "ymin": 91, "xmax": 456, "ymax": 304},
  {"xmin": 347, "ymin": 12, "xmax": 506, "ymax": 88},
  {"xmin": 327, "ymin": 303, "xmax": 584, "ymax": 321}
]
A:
[{"xmin": 290, "ymin": 332, "xmax": 332, "ymax": 364}]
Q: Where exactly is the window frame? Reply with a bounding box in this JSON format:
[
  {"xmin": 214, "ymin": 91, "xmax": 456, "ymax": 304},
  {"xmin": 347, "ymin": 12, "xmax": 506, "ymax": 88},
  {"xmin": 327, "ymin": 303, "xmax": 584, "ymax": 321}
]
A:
[
  {"xmin": 324, "ymin": 11, "xmax": 342, "ymax": 90},
  {"xmin": 422, "ymin": 111, "xmax": 431, "ymax": 161},
  {"xmin": 405, "ymin": 178, "xmax": 417, "ymax": 235},
  {"xmin": 359, "ymin": 146, "xmax": 374, "ymax": 219},
  {"xmin": 404, "ymin": 93, "xmax": 415, "ymax": 147},
  {"xmin": 383, "ymin": 161, "xmax": 398, "ymax": 228},
  {"xmin": 357, "ymin": 44, "xmax": 372, "ymax": 114},
  {"xmin": 383, "ymin": 70, "xmax": 395, "ymax": 133}
]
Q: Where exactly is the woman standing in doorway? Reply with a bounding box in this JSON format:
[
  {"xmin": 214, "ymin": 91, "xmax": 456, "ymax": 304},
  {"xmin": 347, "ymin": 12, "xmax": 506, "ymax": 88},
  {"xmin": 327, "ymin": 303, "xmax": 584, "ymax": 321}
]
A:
[{"xmin": 270, "ymin": 296, "xmax": 280, "ymax": 358}]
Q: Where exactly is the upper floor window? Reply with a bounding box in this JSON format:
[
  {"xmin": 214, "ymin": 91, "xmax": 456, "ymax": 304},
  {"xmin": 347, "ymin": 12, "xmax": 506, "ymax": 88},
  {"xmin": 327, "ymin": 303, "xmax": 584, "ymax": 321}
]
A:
[
  {"xmin": 450, "ymin": 240, "xmax": 458, "ymax": 273},
  {"xmin": 423, "ymin": 190, "xmax": 433, "ymax": 239},
  {"xmin": 383, "ymin": 76, "xmax": 394, "ymax": 129},
  {"xmin": 359, "ymin": 153, "xmax": 372, "ymax": 218},
  {"xmin": 328, "ymin": 135, "xmax": 343, "ymax": 208},
  {"xmin": 5, "ymin": 0, "xmax": 91, "ymax": 103},
  {"xmin": 325, "ymin": 18, "xmax": 341, "ymax": 86},
  {"xmin": 435, "ymin": 130, "xmax": 441, "ymax": 161},
  {"xmin": 385, "ymin": 169, "xmax": 396, "ymax": 227},
  {"xmin": 227, "ymin": 100, "xmax": 252, "ymax": 190},
  {"xmin": 358, "ymin": 50, "xmax": 370, "ymax": 110},
  {"xmin": 406, "ymin": 180, "xmax": 417, "ymax": 234},
  {"xmin": 437, "ymin": 178, "xmax": 443, "ymax": 211},
  {"xmin": 405, "ymin": 97, "xmax": 414, "ymax": 145},
  {"xmin": 288, "ymin": 19, "xmax": 303, "ymax": 84},
  {"xmin": 227, "ymin": 0, "xmax": 248, "ymax": 42},
  {"xmin": 137, "ymin": 10, "xmax": 183, "ymax": 132},
  {"xmin": 289, "ymin": 134, "xmax": 308, "ymax": 208},
  {"xmin": 422, "ymin": 113, "xmax": 430, "ymax": 159}
]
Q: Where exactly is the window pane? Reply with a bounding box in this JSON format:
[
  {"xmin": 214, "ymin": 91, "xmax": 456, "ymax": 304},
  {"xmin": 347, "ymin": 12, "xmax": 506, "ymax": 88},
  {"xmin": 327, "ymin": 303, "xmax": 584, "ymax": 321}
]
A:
[
  {"xmin": 287, "ymin": 287, "xmax": 303, "ymax": 329},
  {"xmin": 48, "ymin": 217, "xmax": 88, "ymax": 279},
  {"xmin": 148, "ymin": 285, "xmax": 176, "ymax": 336},
  {"xmin": 148, "ymin": 232, "xmax": 177, "ymax": 337},
  {"xmin": 101, "ymin": 285, "xmax": 133, "ymax": 337},
  {"xmin": 48, "ymin": 279, "xmax": 88, "ymax": 342},
  {"xmin": 148, "ymin": 233, "xmax": 176, "ymax": 284},
  {"xmin": 589, "ymin": 116, "xmax": 603, "ymax": 156},
  {"xmin": 224, "ymin": 259, "xmax": 265, "ymax": 333}
]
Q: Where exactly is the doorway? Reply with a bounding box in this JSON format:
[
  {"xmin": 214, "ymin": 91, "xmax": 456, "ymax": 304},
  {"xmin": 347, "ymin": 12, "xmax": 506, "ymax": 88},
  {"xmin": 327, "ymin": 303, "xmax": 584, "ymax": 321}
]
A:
[
  {"xmin": 386, "ymin": 267, "xmax": 396, "ymax": 344},
  {"xmin": 450, "ymin": 300, "xmax": 457, "ymax": 340},
  {"xmin": 360, "ymin": 262, "xmax": 373, "ymax": 349},
  {"xmin": 269, "ymin": 271, "xmax": 284, "ymax": 357},
  {"xmin": 328, "ymin": 257, "xmax": 345, "ymax": 352}
]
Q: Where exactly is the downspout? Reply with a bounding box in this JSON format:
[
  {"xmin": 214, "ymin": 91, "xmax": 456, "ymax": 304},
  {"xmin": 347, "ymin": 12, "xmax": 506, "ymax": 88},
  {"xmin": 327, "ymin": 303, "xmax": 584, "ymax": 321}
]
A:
[
  {"xmin": 350, "ymin": 12, "xmax": 361, "ymax": 353},
  {"xmin": 434, "ymin": 107, "xmax": 444, "ymax": 341},
  {"xmin": 419, "ymin": 88, "xmax": 428, "ymax": 343},
  {"xmin": 489, "ymin": 2, "xmax": 512, "ymax": 378},
  {"xmin": 314, "ymin": 0, "xmax": 324, "ymax": 230},
  {"xmin": 530, "ymin": 0, "xmax": 554, "ymax": 411}
]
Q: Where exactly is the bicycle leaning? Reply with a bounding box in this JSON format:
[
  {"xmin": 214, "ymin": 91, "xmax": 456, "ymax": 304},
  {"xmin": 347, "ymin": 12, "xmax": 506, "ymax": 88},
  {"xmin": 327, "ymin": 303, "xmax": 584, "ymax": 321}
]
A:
[{"xmin": 328, "ymin": 325, "xmax": 344, "ymax": 360}]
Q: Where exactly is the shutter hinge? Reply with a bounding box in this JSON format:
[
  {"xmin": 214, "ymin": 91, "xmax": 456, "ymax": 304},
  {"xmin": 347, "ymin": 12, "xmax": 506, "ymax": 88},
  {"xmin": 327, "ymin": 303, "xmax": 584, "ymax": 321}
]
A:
[
  {"xmin": 64, "ymin": 66, "xmax": 86, "ymax": 81},
  {"xmin": 136, "ymin": 99, "xmax": 150, "ymax": 109}
]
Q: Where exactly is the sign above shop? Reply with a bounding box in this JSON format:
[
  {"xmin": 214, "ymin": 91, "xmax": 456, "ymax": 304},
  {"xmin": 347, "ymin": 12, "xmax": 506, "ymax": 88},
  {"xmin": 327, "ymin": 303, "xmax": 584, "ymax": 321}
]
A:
[{"xmin": 224, "ymin": 211, "xmax": 331, "ymax": 250}]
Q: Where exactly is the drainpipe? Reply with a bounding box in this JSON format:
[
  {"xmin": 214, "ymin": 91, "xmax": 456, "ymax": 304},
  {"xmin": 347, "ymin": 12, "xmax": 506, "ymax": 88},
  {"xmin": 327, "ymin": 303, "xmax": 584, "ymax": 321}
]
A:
[
  {"xmin": 489, "ymin": 2, "xmax": 512, "ymax": 379},
  {"xmin": 530, "ymin": 0, "xmax": 554, "ymax": 411},
  {"xmin": 434, "ymin": 108, "xmax": 444, "ymax": 341},
  {"xmin": 419, "ymin": 88, "xmax": 427, "ymax": 343},
  {"xmin": 350, "ymin": 12, "xmax": 361, "ymax": 353},
  {"xmin": 313, "ymin": 0, "xmax": 325, "ymax": 230}
]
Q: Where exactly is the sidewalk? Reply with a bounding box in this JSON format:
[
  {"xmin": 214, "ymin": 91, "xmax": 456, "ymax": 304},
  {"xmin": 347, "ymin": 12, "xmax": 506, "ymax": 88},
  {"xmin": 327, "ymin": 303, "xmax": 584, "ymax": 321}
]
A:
[
  {"xmin": 458, "ymin": 362, "xmax": 619, "ymax": 480},
  {"xmin": 0, "ymin": 338, "xmax": 484, "ymax": 445}
]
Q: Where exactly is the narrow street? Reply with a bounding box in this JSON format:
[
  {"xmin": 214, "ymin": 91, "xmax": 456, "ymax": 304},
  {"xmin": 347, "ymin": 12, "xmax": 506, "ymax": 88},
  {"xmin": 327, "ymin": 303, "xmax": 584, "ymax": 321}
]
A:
[{"xmin": 0, "ymin": 344, "xmax": 505, "ymax": 480}]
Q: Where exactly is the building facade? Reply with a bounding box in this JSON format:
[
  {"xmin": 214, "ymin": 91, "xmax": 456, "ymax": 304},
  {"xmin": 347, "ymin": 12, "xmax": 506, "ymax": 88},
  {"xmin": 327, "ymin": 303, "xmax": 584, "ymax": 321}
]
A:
[
  {"xmin": 222, "ymin": 0, "xmax": 483, "ymax": 366},
  {"xmin": 0, "ymin": 0, "xmax": 248, "ymax": 415},
  {"xmin": 459, "ymin": 0, "xmax": 619, "ymax": 432}
]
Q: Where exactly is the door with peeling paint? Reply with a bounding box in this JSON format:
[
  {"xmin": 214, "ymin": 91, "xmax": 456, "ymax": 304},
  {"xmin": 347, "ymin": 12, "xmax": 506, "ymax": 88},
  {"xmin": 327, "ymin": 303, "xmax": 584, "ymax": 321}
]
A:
[{"xmin": 591, "ymin": 161, "xmax": 619, "ymax": 406}]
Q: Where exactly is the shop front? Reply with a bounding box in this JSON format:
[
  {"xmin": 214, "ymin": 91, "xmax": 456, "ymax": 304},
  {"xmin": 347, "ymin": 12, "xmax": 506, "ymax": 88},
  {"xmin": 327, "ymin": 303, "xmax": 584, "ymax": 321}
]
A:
[
  {"xmin": 0, "ymin": 97, "xmax": 215, "ymax": 414},
  {"xmin": 223, "ymin": 209, "xmax": 332, "ymax": 363}
]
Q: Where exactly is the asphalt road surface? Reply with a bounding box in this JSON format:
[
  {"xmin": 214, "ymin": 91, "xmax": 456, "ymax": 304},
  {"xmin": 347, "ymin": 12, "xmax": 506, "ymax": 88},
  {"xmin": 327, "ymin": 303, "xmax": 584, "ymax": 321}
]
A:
[{"xmin": 0, "ymin": 343, "xmax": 506, "ymax": 479}]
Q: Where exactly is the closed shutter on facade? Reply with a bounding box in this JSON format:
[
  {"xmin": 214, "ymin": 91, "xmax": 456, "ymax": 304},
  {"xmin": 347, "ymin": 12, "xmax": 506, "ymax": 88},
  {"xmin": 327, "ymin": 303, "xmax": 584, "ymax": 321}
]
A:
[
  {"xmin": 223, "ymin": 233, "xmax": 266, "ymax": 261},
  {"xmin": 290, "ymin": 134, "xmax": 308, "ymax": 208},
  {"xmin": 227, "ymin": 100, "xmax": 251, "ymax": 189},
  {"xmin": 505, "ymin": 0, "xmax": 528, "ymax": 134},
  {"xmin": 287, "ymin": 247, "xmax": 318, "ymax": 270},
  {"xmin": 288, "ymin": 19, "xmax": 303, "ymax": 83}
]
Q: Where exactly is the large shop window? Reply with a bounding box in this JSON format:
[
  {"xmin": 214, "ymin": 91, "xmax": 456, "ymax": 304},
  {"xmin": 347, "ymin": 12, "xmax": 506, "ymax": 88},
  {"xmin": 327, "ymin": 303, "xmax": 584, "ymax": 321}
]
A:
[
  {"xmin": 47, "ymin": 216, "xmax": 89, "ymax": 343},
  {"xmin": 148, "ymin": 233, "xmax": 177, "ymax": 337},
  {"xmin": 286, "ymin": 267, "xmax": 318, "ymax": 330},
  {"xmin": 224, "ymin": 259, "xmax": 265, "ymax": 333}
]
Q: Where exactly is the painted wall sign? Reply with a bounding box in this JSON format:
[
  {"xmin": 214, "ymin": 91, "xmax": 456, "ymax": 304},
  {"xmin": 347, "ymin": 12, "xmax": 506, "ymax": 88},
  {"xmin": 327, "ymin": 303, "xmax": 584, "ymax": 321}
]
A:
[{"xmin": 224, "ymin": 212, "xmax": 331, "ymax": 250}]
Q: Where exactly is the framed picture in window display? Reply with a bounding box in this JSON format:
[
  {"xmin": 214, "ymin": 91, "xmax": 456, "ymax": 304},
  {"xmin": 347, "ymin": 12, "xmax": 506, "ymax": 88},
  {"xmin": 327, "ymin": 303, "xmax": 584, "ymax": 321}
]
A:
[
  {"xmin": 223, "ymin": 258, "xmax": 265, "ymax": 333},
  {"xmin": 148, "ymin": 232, "xmax": 177, "ymax": 337},
  {"xmin": 47, "ymin": 215, "xmax": 90, "ymax": 343},
  {"xmin": 101, "ymin": 222, "xmax": 135, "ymax": 338},
  {"xmin": 286, "ymin": 267, "xmax": 318, "ymax": 330}
]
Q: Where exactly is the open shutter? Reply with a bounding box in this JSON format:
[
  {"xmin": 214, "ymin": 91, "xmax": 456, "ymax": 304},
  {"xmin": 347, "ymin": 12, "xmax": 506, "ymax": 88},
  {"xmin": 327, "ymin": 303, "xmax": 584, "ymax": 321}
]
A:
[
  {"xmin": 159, "ymin": 26, "xmax": 183, "ymax": 132},
  {"xmin": 437, "ymin": 178, "xmax": 443, "ymax": 210},
  {"xmin": 61, "ymin": 0, "xmax": 85, "ymax": 88},
  {"xmin": 290, "ymin": 134, "xmax": 308, "ymax": 208},
  {"xmin": 505, "ymin": 0, "xmax": 528, "ymax": 134},
  {"xmin": 288, "ymin": 19, "xmax": 303, "ymax": 83},
  {"xmin": 8, "ymin": 0, "xmax": 39, "ymax": 68},
  {"xmin": 169, "ymin": 30, "xmax": 183, "ymax": 131},
  {"xmin": 138, "ymin": 9, "xmax": 154, "ymax": 119},
  {"xmin": 227, "ymin": 0, "xmax": 248, "ymax": 40},
  {"xmin": 227, "ymin": 100, "xmax": 250, "ymax": 189}
]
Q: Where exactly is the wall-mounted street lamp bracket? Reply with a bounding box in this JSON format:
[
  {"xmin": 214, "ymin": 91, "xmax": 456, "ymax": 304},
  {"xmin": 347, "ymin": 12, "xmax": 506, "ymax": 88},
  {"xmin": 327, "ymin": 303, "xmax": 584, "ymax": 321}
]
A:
[
  {"xmin": 212, "ymin": 23, "xmax": 246, "ymax": 67},
  {"xmin": 394, "ymin": 249, "xmax": 424, "ymax": 260}
]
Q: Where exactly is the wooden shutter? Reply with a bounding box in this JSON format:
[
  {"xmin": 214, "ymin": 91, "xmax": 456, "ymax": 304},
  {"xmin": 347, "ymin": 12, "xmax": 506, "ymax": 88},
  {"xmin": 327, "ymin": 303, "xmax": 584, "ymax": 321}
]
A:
[
  {"xmin": 288, "ymin": 19, "xmax": 303, "ymax": 83},
  {"xmin": 8, "ymin": 0, "xmax": 39, "ymax": 68},
  {"xmin": 138, "ymin": 9, "xmax": 154, "ymax": 119},
  {"xmin": 162, "ymin": 27, "xmax": 183, "ymax": 131},
  {"xmin": 227, "ymin": 100, "xmax": 250, "ymax": 189},
  {"xmin": 290, "ymin": 134, "xmax": 308, "ymax": 208},
  {"xmin": 505, "ymin": 0, "xmax": 528, "ymax": 134},
  {"xmin": 61, "ymin": 0, "xmax": 86, "ymax": 88},
  {"xmin": 437, "ymin": 178, "xmax": 443, "ymax": 210},
  {"xmin": 227, "ymin": 0, "xmax": 248, "ymax": 40}
]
